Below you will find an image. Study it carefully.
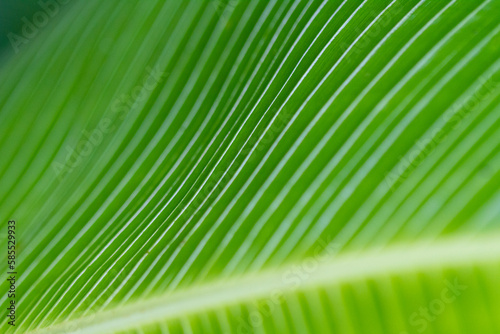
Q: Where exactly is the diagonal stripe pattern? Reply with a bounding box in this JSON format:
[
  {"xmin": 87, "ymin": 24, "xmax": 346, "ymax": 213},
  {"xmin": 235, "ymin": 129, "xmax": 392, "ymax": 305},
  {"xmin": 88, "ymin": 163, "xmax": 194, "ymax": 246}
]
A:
[{"xmin": 0, "ymin": 0, "xmax": 500, "ymax": 333}]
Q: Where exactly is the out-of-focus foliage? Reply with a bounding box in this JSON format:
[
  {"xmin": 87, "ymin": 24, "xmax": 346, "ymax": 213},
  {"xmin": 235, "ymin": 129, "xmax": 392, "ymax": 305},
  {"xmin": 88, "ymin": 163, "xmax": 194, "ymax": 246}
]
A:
[{"xmin": 0, "ymin": 0, "xmax": 45, "ymax": 51}]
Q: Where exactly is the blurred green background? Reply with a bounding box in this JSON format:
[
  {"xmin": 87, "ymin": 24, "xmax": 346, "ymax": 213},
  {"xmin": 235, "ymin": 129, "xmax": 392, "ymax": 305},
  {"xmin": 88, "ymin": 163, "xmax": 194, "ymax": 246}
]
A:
[
  {"xmin": 0, "ymin": 0, "xmax": 40, "ymax": 51},
  {"xmin": 0, "ymin": 0, "xmax": 75, "ymax": 54}
]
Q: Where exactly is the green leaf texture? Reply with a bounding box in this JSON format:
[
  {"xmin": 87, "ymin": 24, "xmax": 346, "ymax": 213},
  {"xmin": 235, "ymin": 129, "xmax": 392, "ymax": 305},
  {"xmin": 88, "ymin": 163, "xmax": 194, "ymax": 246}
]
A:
[{"xmin": 1, "ymin": 0, "xmax": 500, "ymax": 333}]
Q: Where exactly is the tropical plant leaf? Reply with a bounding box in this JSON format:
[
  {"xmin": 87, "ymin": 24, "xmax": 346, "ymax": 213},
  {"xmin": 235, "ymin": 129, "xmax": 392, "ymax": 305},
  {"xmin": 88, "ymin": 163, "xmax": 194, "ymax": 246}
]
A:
[{"xmin": 1, "ymin": 0, "xmax": 500, "ymax": 333}]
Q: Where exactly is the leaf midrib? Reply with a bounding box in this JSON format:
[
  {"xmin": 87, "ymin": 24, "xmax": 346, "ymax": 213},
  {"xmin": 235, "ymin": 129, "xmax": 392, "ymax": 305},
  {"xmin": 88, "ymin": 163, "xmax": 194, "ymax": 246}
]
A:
[{"xmin": 29, "ymin": 233, "xmax": 500, "ymax": 334}]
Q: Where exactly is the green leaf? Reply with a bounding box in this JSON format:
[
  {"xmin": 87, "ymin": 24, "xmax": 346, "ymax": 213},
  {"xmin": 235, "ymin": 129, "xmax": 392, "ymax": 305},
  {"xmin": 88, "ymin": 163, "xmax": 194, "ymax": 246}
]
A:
[{"xmin": 1, "ymin": 0, "xmax": 500, "ymax": 333}]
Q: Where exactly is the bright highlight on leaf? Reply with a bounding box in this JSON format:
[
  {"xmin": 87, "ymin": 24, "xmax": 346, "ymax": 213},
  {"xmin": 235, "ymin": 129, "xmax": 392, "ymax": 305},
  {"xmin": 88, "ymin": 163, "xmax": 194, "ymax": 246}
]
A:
[{"xmin": 0, "ymin": 0, "xmax": 499, "ymax": 333}]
